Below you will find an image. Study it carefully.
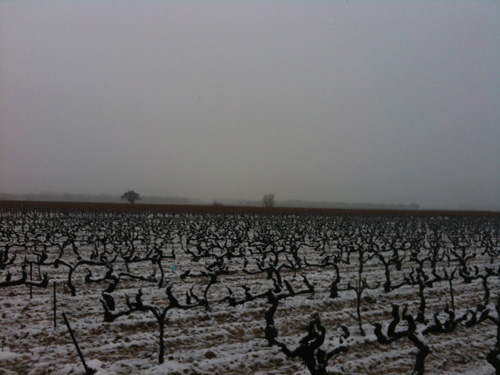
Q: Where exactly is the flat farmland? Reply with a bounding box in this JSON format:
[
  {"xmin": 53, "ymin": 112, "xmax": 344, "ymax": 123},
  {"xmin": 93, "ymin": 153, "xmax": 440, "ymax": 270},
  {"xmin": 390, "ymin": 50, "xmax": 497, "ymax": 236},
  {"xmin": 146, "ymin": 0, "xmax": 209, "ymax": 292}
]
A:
[{"xmin": 0, "ymin": 202, "xmax": 499, "ymax": 374}]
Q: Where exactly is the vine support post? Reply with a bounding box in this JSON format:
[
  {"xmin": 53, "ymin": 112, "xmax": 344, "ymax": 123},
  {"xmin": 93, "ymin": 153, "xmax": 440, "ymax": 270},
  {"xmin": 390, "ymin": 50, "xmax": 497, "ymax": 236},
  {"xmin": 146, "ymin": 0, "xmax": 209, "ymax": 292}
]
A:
[
  {"xmin": 53, "ymin": 282, "xmax": 57, "ymax": 329},
  {"xmin": 29, "ymin": 263, "xmax": 33, "ymax": 299},
  {"xmin": 449, "ymin": 278, "xmax": 455, "ymax": 311},
  {"xmin": 62, "ymin": 312, "xmax": 96, "ymax": 375}
]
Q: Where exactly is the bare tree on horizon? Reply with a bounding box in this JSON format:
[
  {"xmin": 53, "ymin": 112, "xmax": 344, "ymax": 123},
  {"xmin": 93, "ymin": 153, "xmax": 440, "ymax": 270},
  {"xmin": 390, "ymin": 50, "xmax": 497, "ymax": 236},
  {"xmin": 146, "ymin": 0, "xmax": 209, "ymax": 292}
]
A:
[
  {"xmin": 121, "ymin": 190, "xmax": 141, "ymax": 204},
  {"xmin": 263, "ymin": 194, "xmax": 275, "ymax": 208}
]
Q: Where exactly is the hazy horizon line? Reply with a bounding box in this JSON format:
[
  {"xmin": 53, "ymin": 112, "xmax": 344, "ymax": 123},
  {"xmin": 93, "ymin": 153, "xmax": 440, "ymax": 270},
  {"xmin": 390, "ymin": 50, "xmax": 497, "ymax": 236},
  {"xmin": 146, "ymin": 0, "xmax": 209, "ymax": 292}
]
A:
[{"xmin": 1, "ymin": 191, "xmax": 498, "ymax": 212}]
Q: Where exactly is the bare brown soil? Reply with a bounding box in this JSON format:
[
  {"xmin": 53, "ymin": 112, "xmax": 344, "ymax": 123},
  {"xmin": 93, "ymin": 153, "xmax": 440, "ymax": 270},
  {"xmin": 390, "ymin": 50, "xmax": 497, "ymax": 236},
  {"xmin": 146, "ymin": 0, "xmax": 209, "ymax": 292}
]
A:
[{"xmin": 1, "ymin": 199, "xmax": 498, "ymax": 217}]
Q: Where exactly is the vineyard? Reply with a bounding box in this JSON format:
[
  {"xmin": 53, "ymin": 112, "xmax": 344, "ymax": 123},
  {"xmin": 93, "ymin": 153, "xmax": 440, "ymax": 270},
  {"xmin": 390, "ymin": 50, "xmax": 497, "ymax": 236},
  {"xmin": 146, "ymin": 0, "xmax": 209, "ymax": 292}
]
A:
[{"xmin": 0, "ymin": 203, "xmax": 499, "ymax": 375}]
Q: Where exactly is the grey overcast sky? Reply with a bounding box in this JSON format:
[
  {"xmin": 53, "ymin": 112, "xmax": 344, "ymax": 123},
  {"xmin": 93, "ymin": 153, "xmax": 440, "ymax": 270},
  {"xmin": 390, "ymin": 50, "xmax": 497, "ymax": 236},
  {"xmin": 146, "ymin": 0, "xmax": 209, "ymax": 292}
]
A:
[{"xmin": 1, "ymin": 1, "xmax": 499, "ymax": 209}]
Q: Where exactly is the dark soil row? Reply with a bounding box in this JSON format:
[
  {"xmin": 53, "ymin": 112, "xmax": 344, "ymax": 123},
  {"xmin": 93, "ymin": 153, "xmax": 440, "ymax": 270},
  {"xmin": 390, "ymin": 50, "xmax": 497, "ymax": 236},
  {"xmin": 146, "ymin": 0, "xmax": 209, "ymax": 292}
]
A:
[{"xmin": 1, "ymin": 199, "xmax": 499, "ymax": 217}]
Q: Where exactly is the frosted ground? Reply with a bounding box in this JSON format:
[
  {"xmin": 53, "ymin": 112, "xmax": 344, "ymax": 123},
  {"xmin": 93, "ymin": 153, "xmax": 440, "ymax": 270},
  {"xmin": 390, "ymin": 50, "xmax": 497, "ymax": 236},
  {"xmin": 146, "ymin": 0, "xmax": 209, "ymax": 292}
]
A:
[{"xmin": 0, "ymin": 211, "xmax": 498, "ymax": 374}]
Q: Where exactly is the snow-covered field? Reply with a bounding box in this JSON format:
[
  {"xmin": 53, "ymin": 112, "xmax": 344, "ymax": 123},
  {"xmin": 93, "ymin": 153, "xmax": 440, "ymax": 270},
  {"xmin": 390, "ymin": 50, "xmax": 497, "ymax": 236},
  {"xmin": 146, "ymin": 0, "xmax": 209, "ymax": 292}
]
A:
[{"xmin": 0, "ymin": 210, "xmax": 499, "ymax": 374}]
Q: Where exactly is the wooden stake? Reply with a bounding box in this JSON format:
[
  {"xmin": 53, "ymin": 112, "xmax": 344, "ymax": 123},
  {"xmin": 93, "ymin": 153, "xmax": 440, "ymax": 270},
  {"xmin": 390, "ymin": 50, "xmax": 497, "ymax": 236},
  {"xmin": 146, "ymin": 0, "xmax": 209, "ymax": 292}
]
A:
[
  {"xmin": 29, "ymin": 263, "xmax": 33, "ymax": 299},
  {"xmin": 449, "ymin": 278, "xmax": 455, "ymax": 311},
  {"xmin": 62, "ymin": 313, "xmax": 96, "ymax": 375},
  {"xmin": 53, "ymin": 282, "xmax": 57, "ymax": 329}
]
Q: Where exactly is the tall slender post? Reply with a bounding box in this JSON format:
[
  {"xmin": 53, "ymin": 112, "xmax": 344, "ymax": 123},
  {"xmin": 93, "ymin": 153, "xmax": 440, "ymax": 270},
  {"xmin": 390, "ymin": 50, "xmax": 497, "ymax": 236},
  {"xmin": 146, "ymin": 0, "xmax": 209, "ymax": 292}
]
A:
[
  {"xmin": 62, "ymin": 313, "xmax": 96, "ymax": 375},
  {"xmin": 29, "ymin": 263, "xmax": 33, "ymax": 299},
  {"xmin": 53, "ymin": 282, "xmax": 57, "ymax": 329},
  {"xmin": 449, "ymin": 278, "xmax": 455, "ymax": 311}
]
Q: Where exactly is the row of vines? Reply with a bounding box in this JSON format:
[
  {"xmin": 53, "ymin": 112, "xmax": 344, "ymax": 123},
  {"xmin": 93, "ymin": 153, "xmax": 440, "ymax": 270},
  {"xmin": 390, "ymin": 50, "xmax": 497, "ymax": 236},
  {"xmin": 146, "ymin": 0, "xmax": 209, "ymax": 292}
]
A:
[{"xmin": 1, "ymin": 209, "xmax": 500, "ymax": 374}]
